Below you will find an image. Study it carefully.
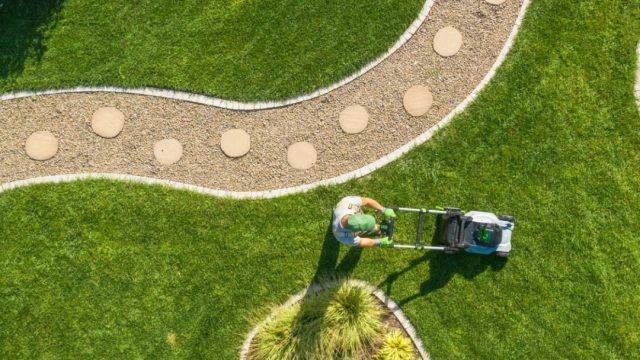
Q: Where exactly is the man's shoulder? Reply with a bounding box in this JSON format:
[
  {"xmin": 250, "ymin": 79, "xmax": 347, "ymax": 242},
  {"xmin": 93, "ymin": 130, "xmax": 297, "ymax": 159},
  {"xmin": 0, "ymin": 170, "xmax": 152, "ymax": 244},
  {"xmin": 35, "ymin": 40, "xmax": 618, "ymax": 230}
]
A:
[{"xmin": 338, "ymin": 196, "xmax": 362, "ymax": 205}]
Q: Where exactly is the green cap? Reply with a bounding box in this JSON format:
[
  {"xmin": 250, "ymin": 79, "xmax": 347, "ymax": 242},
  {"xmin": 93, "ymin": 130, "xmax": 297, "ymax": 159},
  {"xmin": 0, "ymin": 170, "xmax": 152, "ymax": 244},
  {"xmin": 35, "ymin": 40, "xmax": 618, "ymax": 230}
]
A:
[{"xmin": 347, "ymin": 214, "xmax": 375, "ymax": 232}]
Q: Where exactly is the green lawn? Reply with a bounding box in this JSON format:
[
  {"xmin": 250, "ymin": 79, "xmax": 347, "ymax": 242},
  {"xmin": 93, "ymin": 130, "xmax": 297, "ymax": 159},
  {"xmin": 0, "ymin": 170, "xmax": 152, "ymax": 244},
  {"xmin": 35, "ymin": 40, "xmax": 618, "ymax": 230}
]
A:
[
  {"xmin": 2, "ymin": 0, "xmax": 640, "ymax": 359},
  {"xmin": 0, "ymin": 0, "xmax": 423, "ymax": 102}
]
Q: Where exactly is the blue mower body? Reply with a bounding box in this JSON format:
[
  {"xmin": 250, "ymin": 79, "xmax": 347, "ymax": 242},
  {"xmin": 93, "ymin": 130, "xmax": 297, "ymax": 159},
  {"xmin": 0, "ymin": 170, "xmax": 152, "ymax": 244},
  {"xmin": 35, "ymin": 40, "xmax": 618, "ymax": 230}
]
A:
[{"xmin": 455, "ymin": 211, "xmax": 514, "ymax": 256}]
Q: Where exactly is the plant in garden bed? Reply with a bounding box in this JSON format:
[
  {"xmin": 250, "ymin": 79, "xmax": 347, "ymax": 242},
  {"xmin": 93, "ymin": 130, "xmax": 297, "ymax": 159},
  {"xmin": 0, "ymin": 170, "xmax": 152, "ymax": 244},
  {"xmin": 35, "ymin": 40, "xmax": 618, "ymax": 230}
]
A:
[
  {"xmin": 249, "ymin": 279, "xmax": 385, "ymax": 359},
  {"xmin": 375, "ymin": 329, "xmax": 416, "ymax": 360}
]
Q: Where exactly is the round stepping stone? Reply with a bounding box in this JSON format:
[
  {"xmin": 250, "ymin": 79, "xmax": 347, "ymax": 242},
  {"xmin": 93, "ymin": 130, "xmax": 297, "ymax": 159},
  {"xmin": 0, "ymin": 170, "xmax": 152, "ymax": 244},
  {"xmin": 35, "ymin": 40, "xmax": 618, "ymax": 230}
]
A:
[
  {"xmin": 287, "ymin": 142, "xmax": 317, "ymax": 170},
  {"xmin": 433, "ymin": 26, "xmax": 463, "ymax": 57},
  {"xmin": 25, "ymin": 131, "xmax": 58, "ymax": 161},
  {"xmin": 220, "ymin": 129, "xmax": 251, "ymax": 157},
  {"xmin": 154, "ymin": 139, "xmax": 183, "ymax": 165},
  {"xmin": 403, "ymin": 85, "xmax": 433, "ymax": 117},
  {"xmin": 92, "ymin": 107, "xmax": 125, "ymax": 138},
  {"xmin": 486, "ymin": 0, "xmax": 507, "ymax": 4},
  {"xmin": 339, "ymin": 105, "xmax": 369, "ymax": 134}
]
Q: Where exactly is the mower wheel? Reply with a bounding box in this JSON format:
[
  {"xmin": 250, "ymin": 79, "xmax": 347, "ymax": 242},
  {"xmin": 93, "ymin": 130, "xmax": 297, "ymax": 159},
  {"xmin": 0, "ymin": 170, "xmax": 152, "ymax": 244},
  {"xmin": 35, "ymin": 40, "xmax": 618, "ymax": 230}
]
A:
[
  {"xmin": 495, "ymin": 251, "xmax": 510, "ymax": 258},
  {"xmin": 498, "ymin": 215, "xmax": 515, "ymax": 222}
]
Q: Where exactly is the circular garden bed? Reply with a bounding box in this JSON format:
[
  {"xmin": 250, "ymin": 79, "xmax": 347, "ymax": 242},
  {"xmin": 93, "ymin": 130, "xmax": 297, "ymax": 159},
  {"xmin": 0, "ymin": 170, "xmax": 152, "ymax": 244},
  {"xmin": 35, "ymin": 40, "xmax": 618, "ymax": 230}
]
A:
[{"xmin": 242, "ymin": 279, "xmax": 425, "ymax": 360}]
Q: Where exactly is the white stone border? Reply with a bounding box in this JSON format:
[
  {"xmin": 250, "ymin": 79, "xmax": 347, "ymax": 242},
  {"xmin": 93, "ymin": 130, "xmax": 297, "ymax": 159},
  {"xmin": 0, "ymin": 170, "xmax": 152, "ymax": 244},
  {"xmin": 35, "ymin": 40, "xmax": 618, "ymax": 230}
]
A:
[
  {"xmin": 635, "ymin": 42, "xmax": 640, "ymax": 108},
  {"xmin": 238, "ymin": 279, "xmax": 430, "ymax": 360},
  {"xmin": 0, "ymin": 1, "xmax": 436, "ymax": 110}
]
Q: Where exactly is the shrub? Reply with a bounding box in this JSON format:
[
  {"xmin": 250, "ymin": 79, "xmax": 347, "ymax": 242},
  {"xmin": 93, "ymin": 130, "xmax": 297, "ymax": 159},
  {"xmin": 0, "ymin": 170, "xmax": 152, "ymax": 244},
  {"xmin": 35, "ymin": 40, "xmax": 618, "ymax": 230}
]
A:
[
  {"xmin": 375, "ymin": 329, "xmax": 416, "ymax": 360},
  {"xmin": 250, "ymin": 279, "xmax": 384, "ymax": 359}
]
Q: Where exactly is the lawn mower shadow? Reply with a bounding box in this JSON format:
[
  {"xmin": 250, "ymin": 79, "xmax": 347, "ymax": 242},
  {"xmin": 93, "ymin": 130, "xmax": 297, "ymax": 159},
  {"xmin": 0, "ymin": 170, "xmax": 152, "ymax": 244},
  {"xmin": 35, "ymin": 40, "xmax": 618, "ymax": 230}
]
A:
[
  {"xmin": 310, "ymin": 222, "xmax": 507, "ymax": 307},
  {"xmin": 381, "ymin": 251, "xmax": 507, "ymax": 307},
  {"xmin": 379, "ymin": 215, "xmax": 508, "ymax": 306}
]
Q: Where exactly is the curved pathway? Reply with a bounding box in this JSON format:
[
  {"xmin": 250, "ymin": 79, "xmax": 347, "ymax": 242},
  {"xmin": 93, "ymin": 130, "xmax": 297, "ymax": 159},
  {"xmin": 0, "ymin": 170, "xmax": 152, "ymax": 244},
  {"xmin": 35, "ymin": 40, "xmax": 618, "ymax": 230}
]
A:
[{"xmin": 0, "ymin": 0, "xmax": 528, "ymax": 197}]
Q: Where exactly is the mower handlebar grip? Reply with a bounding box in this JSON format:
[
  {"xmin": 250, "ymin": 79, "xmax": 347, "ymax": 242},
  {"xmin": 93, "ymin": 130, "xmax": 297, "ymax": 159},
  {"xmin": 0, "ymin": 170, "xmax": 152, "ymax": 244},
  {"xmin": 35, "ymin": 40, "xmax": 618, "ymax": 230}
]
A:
[{"xmin": 444, "ymin": 207, "xmax": 462, "ymax": 216}]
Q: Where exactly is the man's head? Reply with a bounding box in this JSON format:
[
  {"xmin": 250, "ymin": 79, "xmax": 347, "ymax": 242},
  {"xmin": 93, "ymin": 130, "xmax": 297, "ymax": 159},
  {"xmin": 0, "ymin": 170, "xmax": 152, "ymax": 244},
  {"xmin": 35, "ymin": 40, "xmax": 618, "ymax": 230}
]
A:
[{"xmin": 347, "ymin": 214, "xmax": 376, "ymax": 232}]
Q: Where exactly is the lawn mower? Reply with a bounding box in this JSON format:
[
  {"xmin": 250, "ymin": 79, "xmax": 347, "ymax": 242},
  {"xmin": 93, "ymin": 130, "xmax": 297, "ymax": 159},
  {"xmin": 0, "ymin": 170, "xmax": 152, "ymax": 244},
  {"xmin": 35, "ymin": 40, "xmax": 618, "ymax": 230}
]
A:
[{"xmin": 380, "ymin": 206, "xmax": 515, "ymax": 257}]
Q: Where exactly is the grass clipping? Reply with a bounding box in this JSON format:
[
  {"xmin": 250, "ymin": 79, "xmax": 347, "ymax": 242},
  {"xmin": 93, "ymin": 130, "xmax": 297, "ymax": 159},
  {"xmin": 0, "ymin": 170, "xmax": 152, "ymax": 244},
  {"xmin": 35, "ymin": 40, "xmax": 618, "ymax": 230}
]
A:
[{"xmin": 251, "ymin": 279, "xmax": 384, "ymax": 359}]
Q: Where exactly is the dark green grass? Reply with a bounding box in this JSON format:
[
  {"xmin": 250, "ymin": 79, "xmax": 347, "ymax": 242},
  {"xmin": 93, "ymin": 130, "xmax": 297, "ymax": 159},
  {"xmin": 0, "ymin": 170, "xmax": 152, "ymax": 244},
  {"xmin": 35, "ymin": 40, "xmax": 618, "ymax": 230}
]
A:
[
  {"xmin": 0, "ymin": 0, "xmax": 423, "ymax": 101},
  {"xmin": 2, "ymin": 0, "xmax": 640, "ymax": 358}
]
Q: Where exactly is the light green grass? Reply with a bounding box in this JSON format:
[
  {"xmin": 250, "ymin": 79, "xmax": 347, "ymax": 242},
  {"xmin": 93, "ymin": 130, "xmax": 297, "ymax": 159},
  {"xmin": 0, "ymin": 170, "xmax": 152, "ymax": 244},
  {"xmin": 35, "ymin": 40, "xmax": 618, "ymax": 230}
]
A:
[
  {"xmin": 0, "ymin": 0, "xmax": 423, "ymax": 101},
  {"xmin": 1, "ymin": 0, "xmax": 640, "ymax": 359}
]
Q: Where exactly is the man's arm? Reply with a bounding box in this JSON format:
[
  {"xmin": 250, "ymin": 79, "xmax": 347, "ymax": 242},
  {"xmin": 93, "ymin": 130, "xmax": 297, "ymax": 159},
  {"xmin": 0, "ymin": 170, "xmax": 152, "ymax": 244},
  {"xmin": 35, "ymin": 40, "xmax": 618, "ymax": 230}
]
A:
[
  {"xmin": 361, "ymin": 197, "xmax": 395, "ymax": 219},
  {"xmin": 358, "ymin": 237, "xmax": 392, "ymax": 248},
  {"xmin": 360, "ymin": 197, "xmax": 384, "ymax": 212},
  {"xmin": 358, "ymin": 238, "xmax": 377, "ymax": 247}
]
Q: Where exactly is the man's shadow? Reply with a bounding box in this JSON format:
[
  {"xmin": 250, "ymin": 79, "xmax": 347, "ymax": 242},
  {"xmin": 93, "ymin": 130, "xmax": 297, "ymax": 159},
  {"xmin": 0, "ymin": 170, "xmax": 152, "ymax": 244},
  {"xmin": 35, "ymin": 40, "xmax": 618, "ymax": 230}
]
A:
[
  {"xmin": 284, "ymin": 225, "xmax": 363, "ymax": 356},
  {"xmin": 311, "ymin": 224, "xmax": 363, "ymax": 282},
  {"xmin": 379, "ymin": 215, "xmax": 508, "ymax": 306}
]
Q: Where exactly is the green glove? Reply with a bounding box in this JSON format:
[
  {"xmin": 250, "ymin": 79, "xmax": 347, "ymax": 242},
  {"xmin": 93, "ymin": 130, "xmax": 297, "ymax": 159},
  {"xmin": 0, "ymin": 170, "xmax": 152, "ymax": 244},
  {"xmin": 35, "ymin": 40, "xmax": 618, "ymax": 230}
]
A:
[
  {"xmin": 384, "ymin": 208, "xmax": 396, "ymax": 220},
  {"xmin": 380, "ymin": 236, "xmax": 392, "ymax": 248}
]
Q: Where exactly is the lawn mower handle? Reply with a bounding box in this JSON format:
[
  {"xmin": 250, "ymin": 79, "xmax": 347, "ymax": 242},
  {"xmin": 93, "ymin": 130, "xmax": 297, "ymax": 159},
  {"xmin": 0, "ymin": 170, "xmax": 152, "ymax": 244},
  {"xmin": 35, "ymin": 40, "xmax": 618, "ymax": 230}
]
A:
[
  {"xmin": 390, "ymin": 206, "xmax": 462, "ymax": 216},
  {"xmin": 387, "ymin": 207, "xmax": 430, "ymax": 246},
  {"xmin": 390, "ymin": 244, "xmax": 457, "ymax": 252},
  {"xmin": 387, "ymin": 216, "xmax": 395, "ymax": 242},
  {"xmin": 385, "ymin": 206, "xmax": 464, "ymax": 252}
]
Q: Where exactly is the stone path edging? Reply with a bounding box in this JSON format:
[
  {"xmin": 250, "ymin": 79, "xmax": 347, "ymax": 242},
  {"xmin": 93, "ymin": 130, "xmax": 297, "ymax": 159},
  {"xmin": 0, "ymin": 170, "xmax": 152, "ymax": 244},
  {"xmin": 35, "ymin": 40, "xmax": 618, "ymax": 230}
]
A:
[
  {"xmin": 0, "ymin": 0, "xmax": 530, "ymax": 199},
  {"xmin": 238, "ymin": 279, "xmax": 430, "ymax": 360},
  {"xmin": 0, "ymin": 1, "xmax": 436, "ymax": 110}
]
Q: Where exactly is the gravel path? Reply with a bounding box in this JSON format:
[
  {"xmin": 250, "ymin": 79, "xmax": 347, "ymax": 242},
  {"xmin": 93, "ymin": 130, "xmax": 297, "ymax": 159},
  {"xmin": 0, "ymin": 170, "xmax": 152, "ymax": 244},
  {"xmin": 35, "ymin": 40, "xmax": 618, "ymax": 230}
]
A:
[{"xmin": 0, "ymin": 0, "xmax": 523, "ymax": 192}]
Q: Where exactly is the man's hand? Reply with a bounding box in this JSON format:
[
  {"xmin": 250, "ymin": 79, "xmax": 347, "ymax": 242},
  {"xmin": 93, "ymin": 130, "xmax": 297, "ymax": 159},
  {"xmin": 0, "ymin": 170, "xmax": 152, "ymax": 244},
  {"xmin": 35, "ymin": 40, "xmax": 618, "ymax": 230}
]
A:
[
  {"xmin": 380, "ymin": 236, "xmax": 392, "ymax": 248},
  {"xmin": 384, "ymin": 208, "xmax": 396, "ymax": 220}
]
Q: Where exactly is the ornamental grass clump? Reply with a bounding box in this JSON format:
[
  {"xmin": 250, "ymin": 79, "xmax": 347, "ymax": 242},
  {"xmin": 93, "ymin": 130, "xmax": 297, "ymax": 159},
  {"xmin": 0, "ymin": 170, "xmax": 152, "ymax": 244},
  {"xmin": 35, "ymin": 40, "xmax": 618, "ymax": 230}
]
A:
[
  {"xmin": 312, "ymin": 280, "xmax": 384, "ymax": 357},
  {"xmin": 250, "ymin": 279, "xmax": 384, "ymax": 359},
  {"xmin": 251, "ymin": 304, "xmax": 303, "ymax": 359},
  {"xmin": 375, "ymin": 329, "xmax": 416, "ymax": 360}
]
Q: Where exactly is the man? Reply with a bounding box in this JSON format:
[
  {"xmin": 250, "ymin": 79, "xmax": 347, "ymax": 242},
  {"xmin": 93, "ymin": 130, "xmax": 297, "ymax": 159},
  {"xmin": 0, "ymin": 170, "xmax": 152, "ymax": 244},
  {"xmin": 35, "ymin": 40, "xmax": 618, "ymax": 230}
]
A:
[{"xmin": 332, "ymin": 196, "xmax": 396, "ymax": 247}]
